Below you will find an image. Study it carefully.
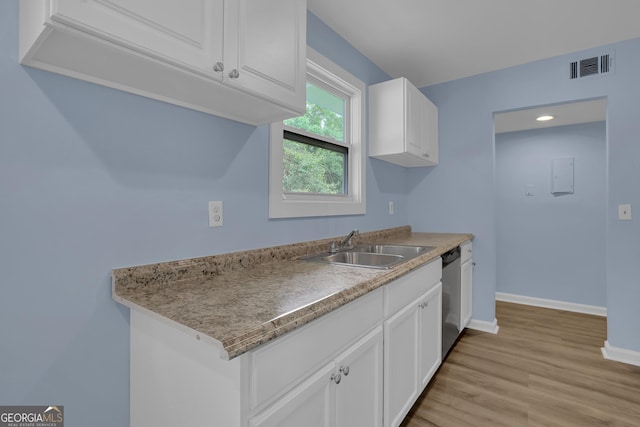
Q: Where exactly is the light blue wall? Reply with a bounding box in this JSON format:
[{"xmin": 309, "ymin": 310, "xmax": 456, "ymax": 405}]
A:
[
  {"xmin": 0, "ymin": 3, "xmax": 401, "ymax": 425},
  {"xmin": 410, "ymin": 38, "xmax": 640, "ymax": 352},
  {"xmin": 495, "ymin": 122, "xmax": 606, "ymax": 306}
]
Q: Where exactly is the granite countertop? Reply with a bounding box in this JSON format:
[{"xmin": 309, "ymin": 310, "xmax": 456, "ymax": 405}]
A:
[{"xmin": 112, "ymin": 226, "xmax": 473, "ymax": 360}]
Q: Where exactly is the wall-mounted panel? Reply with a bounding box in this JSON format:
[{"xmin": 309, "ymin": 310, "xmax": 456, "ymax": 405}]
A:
[{"xmin": 551, "ymin": 157, "xmax": 574, "ymax": 194}]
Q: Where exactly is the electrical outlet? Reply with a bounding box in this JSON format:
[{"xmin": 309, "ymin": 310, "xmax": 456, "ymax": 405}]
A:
[
  {"xmin": 209, "ymin": 201, "xmax": 223, "ymax": 227},
  {"xmin": 389, "ymin": 201, "xmax": 394, "ymax": 215},
  {"xmin": 618, "ymin": 204, "xmax": 632, "ymax": 220}
]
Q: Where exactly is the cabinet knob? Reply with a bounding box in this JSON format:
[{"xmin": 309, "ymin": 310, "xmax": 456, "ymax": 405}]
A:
[
  {"xmin": 229, "ymin": 69, "xmax": 240, "ymax": 79},
  {"xmin": 340, "ymin": 365, "xmax": 350, "ymax": 376},
  {"xmin": 213, "ymin": 62, "xmax": 224, "ymax": 72},
  {"xmin": 331, "ymin": 373, "xmax": 341, "ymax": 384},
  {"xmin": 424, "ymin": 154, "xmax": 430, "ymax": 158}
]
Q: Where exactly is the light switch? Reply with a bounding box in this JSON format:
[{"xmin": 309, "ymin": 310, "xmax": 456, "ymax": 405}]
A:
[
  {"xmin": 525, "ymin": 185, "xmax": 535, "ymax": 196},
  {"xmin": 618, "ymin": 204, "xmax": 632, "ymax": 220}
]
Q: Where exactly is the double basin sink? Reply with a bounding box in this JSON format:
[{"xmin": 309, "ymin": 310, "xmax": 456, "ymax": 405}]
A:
[{"xmin": 301, "ymin": 244, "xmax": 435, "ymax": 269}]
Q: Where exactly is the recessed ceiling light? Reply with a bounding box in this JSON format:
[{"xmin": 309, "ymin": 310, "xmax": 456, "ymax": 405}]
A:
[{"xmin": 536, "ymin": 114, "xmax": 555, "ymax": 122}]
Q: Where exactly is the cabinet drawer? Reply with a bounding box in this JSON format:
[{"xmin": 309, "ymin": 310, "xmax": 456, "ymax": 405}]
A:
[
  {"xmin": 460, "ymin": 241, "xmax": 473, "ymax": 264},
  {"xmin": 249, "ymin": 287, "xmax": 384, "ymax": 412},
  {"xmin": 384, "ymin": 258, "xmax": 442, "ymax": 317}
]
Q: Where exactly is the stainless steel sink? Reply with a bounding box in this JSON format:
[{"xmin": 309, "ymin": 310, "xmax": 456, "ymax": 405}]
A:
[
  {"xmin": 300, "ymin": 244, "xmax": 435, "ymax": 269},
  {"xmin": 352, "ymin": 244, "xmax": 435, "ymax": 258},
  {"xmin": 324, "ymin": 251, "xmax": 404, "ymax": 268}
]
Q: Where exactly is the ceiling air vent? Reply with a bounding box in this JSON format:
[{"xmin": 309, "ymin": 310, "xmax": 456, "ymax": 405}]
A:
[
  {"xmin": 570, "ymin": 61, "xmax": 578, "ymax": 79},
  {"xmin": 600, "ymin": 53, "xmax": 610, "ymax": 73},
  {"xmin": 580, "ymin": 56, "xmax": 598, "ymax": 77},
  {"xmin": 570, "ymin": 53, "xmax": 613, "ymax": 79}
]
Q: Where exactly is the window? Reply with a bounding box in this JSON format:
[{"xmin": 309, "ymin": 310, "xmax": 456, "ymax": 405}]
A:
[{"xmin": 269, "ymin": 48, "xmax": 365, "ymax": 218}]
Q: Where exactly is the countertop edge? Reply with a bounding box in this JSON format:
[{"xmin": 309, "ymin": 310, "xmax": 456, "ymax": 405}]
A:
[{"xmin": 113, "ymin": 293, "xmax": 231, "ymax": 359}]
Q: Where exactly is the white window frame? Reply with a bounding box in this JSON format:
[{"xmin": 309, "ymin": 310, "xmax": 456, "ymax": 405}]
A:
[{"xmin": 269, "ymin": 47, "xmax": 366, "ymax": 218}]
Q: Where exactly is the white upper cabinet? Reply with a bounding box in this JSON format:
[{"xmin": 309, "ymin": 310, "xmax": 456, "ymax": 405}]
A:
[
  {"xmin": 19, "ymin": 0, "xmax": 306, "ymax": 125},
  {"xmin": 48, "ymin": 0, "xmax": 224, "ymax": 77},
  {"xmin": 369, "ymin": 77, "xmax": 438, "ymax": 167},
  {"xmin": 424, "ymin": 96, "xmax": 439, "ymax": 163},
  {"xmin": 406, "ymin": 81, "xmax": 426, "ymax": 158},
  {"xmin": 224, "ymin": 0, "xmax": 306, "ymax": 113}
]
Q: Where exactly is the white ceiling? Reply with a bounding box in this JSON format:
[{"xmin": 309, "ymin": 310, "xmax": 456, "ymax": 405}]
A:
[
  {"xmin": 308, "ymin": 0, "xmax": 640, "ymax": 88},
  {"xmin": 494, "ymin": 98, "xmax": 607, "ymax": 134}
]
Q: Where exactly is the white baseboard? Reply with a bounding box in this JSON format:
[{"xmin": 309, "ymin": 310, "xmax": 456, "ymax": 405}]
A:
[
  {"xmin": 467, "ymin": 318, "xmax": 499, "ymax": 334},
  {"xmin": 601, "ymin": 341, "xmax": 640, "ymax": 367},
  {"xmin": 496, "ymin": 292, "xmax": 607, "ymax": 317}
]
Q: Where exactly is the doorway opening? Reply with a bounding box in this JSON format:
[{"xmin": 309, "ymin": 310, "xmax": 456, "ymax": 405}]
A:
[{"xmin": 493, "ymin": 98, "xmax": 607, "ymax": 315}]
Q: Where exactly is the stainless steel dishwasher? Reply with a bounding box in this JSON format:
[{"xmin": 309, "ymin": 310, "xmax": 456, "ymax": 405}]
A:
[{"xmin": 441, "ymin": 246, "xmax": 461, "ymax": 359}]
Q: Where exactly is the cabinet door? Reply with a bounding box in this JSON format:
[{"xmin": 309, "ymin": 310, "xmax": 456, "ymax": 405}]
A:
[
  {"xmin": 223, "ymin": 0, "xmax": 306, "ymax": 112},
  {"xmin": 418, "ymin": 283, "xmax": 442, "ymax": 389},
  {"xmin": 335, "ymin": 327, "xmax": 383, "ymax": 427},
  {"xmin": 249, "ymin": 363, "xmax": 334, "ymax": 427},
  {"xmin": 461, "ymin": 259, "xmax": 473, "ymax": 328},
  {"xmin": 384, "ymin": 300, "xmax": 420, "ymax": 427},
  {"xmin": 405, "ymin": 82, "xmax": 426, "ymax": 158},
  {"xmin": 424, "ymin": 96, "xmax": 438, "ymax": 164},
  {"xmin": 50, "ymin": 0, "xmax": 223, "ymax": 77}
]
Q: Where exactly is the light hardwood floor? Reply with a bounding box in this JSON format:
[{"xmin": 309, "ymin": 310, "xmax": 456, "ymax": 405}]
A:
[{"xmin": 401, "ymin": 301, "xmax": 640, "ymax": 427}]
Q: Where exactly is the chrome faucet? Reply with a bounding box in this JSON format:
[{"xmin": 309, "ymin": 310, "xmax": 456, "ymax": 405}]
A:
[{"xmin": 330, "ymin": 229, "xmax": 360, "ymax": 253}]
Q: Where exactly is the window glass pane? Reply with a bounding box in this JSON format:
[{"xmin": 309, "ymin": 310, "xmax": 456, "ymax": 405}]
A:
[
  {"xmin": 282, "ymin": 138, "xmax": 346, "ymax": 194},
  {"xmin": 284, "ymin": 82, "xmax": 345, "ymax": 142}
]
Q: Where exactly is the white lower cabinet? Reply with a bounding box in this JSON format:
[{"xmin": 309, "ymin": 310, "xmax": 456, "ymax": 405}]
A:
[
  {"xmin": 460, "ymin": 241, "xmax": 473, "ymax": 328},
  {"xmin": 248, "ymin": 363, "xmax": 334, "ymax": 427},
  {"xmin": 384, "ymin": 277, "xmax": 442, "ymax": 427},
  {"xmin": 418, "ymin": 285, "xmax": 443, "ymax": 389},
  {"xmin": 384, "ymin": 295, "xmax": 421, "ymax": 427},
  {"xmin": 129, "ymin": 258, "xmax": 446, "ymax": 427},
  {"xmin": 335, "ymin": 327, "xmax": 383, "ymax": 427},
  {"xmin": 250, "ymin": 327, "xmax": 383, "ymax": 427}
]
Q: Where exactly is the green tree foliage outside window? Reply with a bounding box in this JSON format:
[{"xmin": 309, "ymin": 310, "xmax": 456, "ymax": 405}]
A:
[
  {"xmin": 283, "ymin": 92, "xmax": 347, "ymax": 194},
  {"xmin": 285, "ymin": 103, "xmax": 344, "ymax": 141},
  {"xmin": 282, "ymin": 137, "xmax": 345, "ymax": 194}
]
